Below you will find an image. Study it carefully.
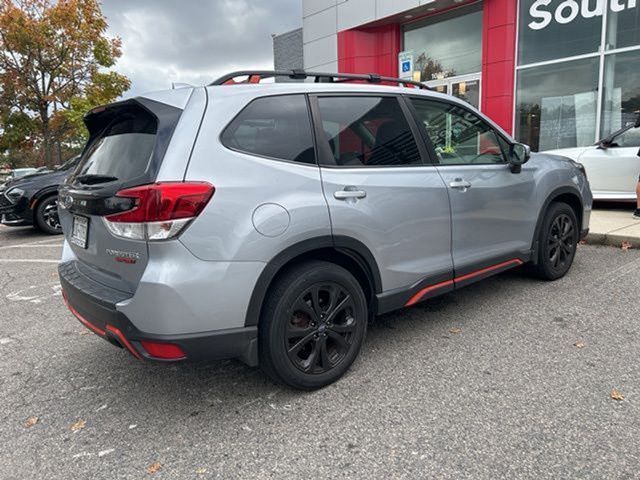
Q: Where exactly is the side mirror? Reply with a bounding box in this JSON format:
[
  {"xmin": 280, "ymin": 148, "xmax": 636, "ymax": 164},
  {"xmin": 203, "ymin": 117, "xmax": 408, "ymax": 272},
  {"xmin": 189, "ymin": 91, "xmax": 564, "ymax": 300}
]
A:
[{"xmin": 509, "ymin": 143, "xmax": 530, "ymax": 173}]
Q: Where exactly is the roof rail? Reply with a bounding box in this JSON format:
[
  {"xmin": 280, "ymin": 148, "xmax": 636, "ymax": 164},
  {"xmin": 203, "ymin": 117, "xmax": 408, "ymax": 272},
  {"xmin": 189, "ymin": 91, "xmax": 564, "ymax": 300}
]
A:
[{"xmin": 210, "ymin": 70, "xmax": 430, "ymax": 90}]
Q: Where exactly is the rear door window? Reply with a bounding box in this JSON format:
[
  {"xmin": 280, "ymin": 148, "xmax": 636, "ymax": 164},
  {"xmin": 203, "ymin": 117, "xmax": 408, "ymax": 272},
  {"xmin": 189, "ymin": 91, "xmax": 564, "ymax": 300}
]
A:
[
  {"xmin": 315, "ymin": 96, "xmax": 422, "ymax": 167},
  {"xmin": 221, "ymin": 95, "xmax": 316, "ymax": 164}
]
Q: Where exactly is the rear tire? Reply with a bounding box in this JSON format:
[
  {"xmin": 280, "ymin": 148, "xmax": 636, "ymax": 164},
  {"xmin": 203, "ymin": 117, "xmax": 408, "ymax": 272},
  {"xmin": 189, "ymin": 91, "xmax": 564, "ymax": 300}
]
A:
[
  {"xmin": 34, "ymin": 195, "xmax": 62, "ymax": 235},
  {"xmin": 531, "ymin": 202, "xmax": 578, "ymax": 280},
  {"xmin": 259, "ymin": 261, "xmax": 367, "ymax": 390}
]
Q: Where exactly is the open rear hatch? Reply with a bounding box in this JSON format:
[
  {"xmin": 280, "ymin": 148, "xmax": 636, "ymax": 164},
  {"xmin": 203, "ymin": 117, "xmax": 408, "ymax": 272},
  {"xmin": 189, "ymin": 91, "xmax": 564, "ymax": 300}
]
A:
[{"xmin": 58, "ymin": 98, "xmax": 197, "ymax": 294}]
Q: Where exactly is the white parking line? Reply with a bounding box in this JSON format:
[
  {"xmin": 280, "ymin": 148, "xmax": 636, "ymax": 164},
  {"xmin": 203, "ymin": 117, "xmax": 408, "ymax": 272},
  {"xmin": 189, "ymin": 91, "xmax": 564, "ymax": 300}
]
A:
[
  {"xmin": 0, "ymin": 259, "xmax": 59, "ymax": 264},
  {"xmin": 0, "ymin": 244, "xmax": 63, "ymax": 250}
]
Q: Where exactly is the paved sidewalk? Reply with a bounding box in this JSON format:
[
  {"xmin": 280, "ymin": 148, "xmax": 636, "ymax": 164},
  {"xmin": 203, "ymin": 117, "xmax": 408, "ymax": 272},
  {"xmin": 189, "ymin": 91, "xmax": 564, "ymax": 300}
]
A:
[{"xmin": 586, "ymin": 209, "xmax": 640, "ymax": 248}]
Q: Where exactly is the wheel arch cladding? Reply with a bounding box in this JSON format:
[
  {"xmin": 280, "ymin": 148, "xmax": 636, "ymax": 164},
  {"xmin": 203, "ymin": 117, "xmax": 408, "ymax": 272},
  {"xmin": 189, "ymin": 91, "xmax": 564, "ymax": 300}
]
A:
[
  {"xmin": 244, "ymin": 236, "xmax": 382, "ymax": 327},
  {"xmin": 551, "ymin": 192, "xmax": 583, "ymax": 230},
  {"xmin": 532, "ymin": 187, "xmax": 584, "ymax": 253}
]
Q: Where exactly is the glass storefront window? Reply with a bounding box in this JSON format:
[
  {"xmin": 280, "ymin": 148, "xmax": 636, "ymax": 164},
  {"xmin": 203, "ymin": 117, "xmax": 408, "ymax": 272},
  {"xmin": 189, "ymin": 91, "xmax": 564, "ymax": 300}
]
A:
[
  {"xmin": 515, "ymin": 58, "xmax": 600, "ymax": 152},
  {"xmin": 403, "ymin": 6, "xmax": 482, "ymax": 82},
  {"xmin": 518, "ymin": 1, "xmax": 602, "ymax": 65},
  {"xmin": 606, "ymin": 2, "xmax": 640, "ymax": 50},
  {"xmin": 601, "ymin": 49, "xmax": 640, "ymax": 138}
]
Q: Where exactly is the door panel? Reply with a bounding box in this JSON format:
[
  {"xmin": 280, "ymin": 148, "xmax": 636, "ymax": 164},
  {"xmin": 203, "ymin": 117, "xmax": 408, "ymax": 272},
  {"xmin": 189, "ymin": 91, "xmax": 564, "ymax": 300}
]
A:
[
  {"xmin": 312, "ymin": 94, "xmax": 453, "ymax": 292},
  {"xmin": 409, "ymin": 96, "xmax": 536, "ymax": 273},
  {"xmin": 320, "ymin": 167, "xmax": 452, "ymax": 290},
  {"xmin": 435, "ymin": 165, "xmax": 537, "ymax": 271}
]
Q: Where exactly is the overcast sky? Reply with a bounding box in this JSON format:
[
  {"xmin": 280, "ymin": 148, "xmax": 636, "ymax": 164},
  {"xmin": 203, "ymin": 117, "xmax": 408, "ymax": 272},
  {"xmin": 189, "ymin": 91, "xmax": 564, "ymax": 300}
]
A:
[{"xmin": 101, "ymin": 0, "xmax": 301, "ymax": 98}]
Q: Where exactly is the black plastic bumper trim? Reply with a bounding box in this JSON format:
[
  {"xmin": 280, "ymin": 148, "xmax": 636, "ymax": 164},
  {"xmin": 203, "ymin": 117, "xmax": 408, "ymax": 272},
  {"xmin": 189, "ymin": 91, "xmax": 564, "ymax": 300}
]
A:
[{"xmin": 59, "ymin": 261, "xmax": 258, "ymax": 366}]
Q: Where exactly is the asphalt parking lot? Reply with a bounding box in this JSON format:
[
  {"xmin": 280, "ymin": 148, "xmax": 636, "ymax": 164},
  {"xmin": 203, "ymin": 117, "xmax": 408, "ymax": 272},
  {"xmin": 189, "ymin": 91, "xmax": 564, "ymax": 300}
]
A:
[{"xmin": 1, "ymin": 225, "xmax": 639, "ymax": 479}]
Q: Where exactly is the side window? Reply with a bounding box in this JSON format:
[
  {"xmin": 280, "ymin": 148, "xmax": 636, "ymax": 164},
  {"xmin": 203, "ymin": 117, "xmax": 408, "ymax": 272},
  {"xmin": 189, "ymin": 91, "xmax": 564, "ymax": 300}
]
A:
[
  {"xmin": 316, "ymin": 96, "xmax": 422, "ymax": 167},
  {"xmin": 612, "ymin": 127, "xmax": 640, "ymax": 148},
  {"xmin": 411, "ymin": 98, "xmax": 508, "ymax": 165},
  {"xmin": 221, "ymin": 95, "xmax": 315, "ymax": 164}
]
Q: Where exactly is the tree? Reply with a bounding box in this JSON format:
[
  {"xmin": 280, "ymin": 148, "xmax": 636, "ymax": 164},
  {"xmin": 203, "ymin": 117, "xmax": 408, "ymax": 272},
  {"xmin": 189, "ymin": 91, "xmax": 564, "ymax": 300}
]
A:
[{"xmin": 0, "ymin": 0, "xmax": 130, "ymax": 167}]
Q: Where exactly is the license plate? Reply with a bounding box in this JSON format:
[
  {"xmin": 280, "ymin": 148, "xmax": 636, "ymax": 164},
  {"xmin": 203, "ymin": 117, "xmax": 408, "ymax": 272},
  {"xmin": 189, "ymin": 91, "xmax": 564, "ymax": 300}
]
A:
[{"xmin": 71, "ymin": 215, "xmax": 89, "ymax": 249}]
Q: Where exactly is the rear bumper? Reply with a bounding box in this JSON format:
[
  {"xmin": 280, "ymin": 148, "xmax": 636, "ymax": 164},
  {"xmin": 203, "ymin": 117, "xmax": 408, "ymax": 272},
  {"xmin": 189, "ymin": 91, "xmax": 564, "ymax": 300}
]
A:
[{"xmin": 59, "ymin": 260, "xmax": 258, "ymax": 366}]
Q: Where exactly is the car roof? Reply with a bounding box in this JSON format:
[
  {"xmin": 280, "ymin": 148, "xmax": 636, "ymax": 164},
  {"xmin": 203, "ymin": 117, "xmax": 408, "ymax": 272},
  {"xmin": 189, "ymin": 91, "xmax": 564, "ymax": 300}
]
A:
[{"xmin": 134, "ymin": 81, "xmax": 513, "ymax": 142}]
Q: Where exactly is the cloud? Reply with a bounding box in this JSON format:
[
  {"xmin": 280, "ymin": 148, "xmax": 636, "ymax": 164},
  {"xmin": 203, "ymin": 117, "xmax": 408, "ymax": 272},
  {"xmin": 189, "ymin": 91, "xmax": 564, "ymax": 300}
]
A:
[{"xmin": 101, "ymin": 0, "xmax": 301, "ymax": 97}]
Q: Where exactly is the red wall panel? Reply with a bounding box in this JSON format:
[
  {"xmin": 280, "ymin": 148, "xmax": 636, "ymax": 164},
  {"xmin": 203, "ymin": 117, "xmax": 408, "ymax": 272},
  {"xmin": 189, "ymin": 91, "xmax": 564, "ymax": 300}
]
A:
[
  {"xmin": 337, "ymin": 24, "xmax": 400, "ymax": 78},
  {"xmin": 335, "ymin": 0, "xmax": 518, "ymax": 134},
  {"xmin": 481, "ymin": 0, "xmax": 517, "ymax": 134}
]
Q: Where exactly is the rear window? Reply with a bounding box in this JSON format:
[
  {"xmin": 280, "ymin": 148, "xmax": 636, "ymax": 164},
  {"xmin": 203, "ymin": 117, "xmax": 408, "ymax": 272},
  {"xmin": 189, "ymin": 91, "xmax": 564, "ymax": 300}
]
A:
[
  {"xmin": 221, "ymin": 95, "xmax": 316, "ymax": 164},
  {"xmin": 77, "ymin": 106, "xmax": 157, "ymax": 182}
]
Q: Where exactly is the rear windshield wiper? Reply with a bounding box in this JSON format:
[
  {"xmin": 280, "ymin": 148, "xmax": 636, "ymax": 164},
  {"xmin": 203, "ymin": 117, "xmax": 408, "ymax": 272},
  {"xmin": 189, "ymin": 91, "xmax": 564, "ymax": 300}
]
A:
[{"xmin": 75, "ymin": 174, "xmax": 119, "ymax": 185}]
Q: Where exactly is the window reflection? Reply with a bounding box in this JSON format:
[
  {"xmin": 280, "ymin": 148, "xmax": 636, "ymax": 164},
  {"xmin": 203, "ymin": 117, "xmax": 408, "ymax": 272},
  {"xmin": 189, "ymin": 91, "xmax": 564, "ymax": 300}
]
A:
[
  {"xmin": 516, "ymin": 58, "xmax": 599, "ymax": 152},
  {"xmin": 403, "ymin": 7, "xmax": 482, "ymax": 82},
  {"xmin": 601, "ymin": 50, "xmax": 640, "ymax": 138}
]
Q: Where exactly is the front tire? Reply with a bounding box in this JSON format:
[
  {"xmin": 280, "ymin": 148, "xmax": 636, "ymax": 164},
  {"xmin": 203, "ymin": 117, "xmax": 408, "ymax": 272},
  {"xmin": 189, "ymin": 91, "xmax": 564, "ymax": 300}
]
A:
[
  {"xmin": 34, "ymin": 195, "xmax": 62, "ymax": 235},
  {"xmin": 531, "ymin": 202, "xmax": 578, "ymax": 280},
  {"xmin": 259, "ymin": 261, "xmax": 368, "ymax": 390}
]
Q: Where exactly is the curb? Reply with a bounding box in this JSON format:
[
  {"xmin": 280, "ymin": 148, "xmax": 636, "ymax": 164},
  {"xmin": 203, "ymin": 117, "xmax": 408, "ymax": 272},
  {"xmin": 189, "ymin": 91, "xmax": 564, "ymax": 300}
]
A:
[{"xmin": 584, "ymin": 232, "xmax": 640, "ymax": 249}]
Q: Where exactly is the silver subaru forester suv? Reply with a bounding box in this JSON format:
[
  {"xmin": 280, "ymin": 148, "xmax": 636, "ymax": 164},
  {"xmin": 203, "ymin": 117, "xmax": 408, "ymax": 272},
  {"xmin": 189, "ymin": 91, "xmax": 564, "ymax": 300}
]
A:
[{"xmin": 58, "ymin": 70, "xmax": 592, "ymax": 390}]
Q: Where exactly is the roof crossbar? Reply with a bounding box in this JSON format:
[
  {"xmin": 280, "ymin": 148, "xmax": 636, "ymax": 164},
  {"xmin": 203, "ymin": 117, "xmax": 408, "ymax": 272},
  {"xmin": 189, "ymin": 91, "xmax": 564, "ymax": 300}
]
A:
[{"xmin": 210, "ymin": 70, "xmax": 430, "ymax": 90}]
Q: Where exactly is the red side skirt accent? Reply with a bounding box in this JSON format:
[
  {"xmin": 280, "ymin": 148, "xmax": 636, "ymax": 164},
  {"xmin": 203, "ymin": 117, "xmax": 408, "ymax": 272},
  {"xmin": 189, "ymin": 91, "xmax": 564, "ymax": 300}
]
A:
[
  {"xmin": 455, "ymin": 259, "xmax": 524, "ymax": 283},
  {"xmin": 405, "ymin": 259, "xmax": 524, "ymax": 307},
  {"xmin": 406, "ymin": 280, "xmax": 454, "ymax": 307}
]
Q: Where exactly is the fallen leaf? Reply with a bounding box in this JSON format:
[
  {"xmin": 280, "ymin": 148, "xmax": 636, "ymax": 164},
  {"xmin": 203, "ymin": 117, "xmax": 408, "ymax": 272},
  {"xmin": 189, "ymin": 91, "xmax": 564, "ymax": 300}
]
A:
[
  {"xmin": 24, "ymin": 416, "xmax": 39, "ymax": 428},
  {"xmin": 79, "ymin": 330, "xmax": 90, "ymax": 336},
  {"xmin": 449, "ymin": 327, "xmax": 462, "ymax": 334},
  {"xmin": 71, "ymin": 419, "xmax": 86, "ymax": 432},
  {"xmin": 621, "ymin": 241, "xmax": 633, "ymax": 251},
  {"xmin": 610, "ymin": 389, "xmax": 625, "ymax": 401},
  {"xmin": 196, "ymin": 468, "xmax": 207, "ymax": 475},
  {"xmin": 147, "ymin": 462, "xmax": 162, "ymax": 474},
  {"xmin": 574, "ymin": 341, "xmax": 586, "ymax": 349}
]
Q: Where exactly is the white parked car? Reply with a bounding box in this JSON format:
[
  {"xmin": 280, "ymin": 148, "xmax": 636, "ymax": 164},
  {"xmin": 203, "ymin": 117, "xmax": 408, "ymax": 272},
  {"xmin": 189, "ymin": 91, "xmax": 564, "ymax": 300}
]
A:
[{"xmin": 546, "ymin": 116, "xmax": 640, "ymax": 202}]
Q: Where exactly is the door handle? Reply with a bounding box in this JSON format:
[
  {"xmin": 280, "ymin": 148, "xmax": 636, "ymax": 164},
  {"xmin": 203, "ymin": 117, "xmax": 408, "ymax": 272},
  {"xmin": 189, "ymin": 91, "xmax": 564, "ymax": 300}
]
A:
[
  {"xmin": 449, "ymin": 179, "xmax": 471, "ymax": 191},
  {"xmin": 334, "ymin": 188, "xmax": 367, "ymax": 200}
]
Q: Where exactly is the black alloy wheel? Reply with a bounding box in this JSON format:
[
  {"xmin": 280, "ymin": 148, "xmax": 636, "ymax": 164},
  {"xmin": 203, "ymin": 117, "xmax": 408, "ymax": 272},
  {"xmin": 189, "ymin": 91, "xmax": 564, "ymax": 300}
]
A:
[
  {"xmin": 35, "ymin": 195, "xmax": 62, "ymax": 234},
  {"xmin": 547, "ymin": 213, "xmax": 575, "ymax": 270},
  {"xmin": 286, "ymin": 282, "xmax": 358, "ymax": 374},
  {"xmin": 259, "ymin": 261, "xmax": 367, "ymax": 390},
  {"xmin": 532, "ymin": 202, "xmax": 578, "ymax": 280}
]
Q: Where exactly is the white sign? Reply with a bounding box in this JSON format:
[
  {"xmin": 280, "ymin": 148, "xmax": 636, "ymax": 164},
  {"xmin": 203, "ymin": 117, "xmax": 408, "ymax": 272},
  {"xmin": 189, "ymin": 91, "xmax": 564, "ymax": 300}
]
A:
[
  {"xmin": 528, "ymin": 0, "xmax": 637, "ymax": 31},
  {"xmin": 398, "ymin": 51, "xmax": 414, "ymax": 80}
]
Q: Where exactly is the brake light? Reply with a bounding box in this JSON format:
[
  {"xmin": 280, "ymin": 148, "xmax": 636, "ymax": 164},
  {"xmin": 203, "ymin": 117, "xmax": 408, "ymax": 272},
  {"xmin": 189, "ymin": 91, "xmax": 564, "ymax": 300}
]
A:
[{"xmin": 104, "ymin": 182, "xmax": 214, "ymax": 241}]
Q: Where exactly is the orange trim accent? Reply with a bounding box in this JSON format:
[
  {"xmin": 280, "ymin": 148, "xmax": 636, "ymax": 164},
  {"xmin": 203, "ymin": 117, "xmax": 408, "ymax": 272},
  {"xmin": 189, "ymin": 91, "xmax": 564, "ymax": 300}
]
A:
[
  {"xmin": 405, "ymin": 259, "xmax": 524, "ymax": 307},
  {"xmin": 406, "ymin": 280, "xmax": 454, "ymax": 307},
  {"xmin": 454, "ymin": 259, "xmax": 524, "ymax": 283},
  {"xmin": 62, "ymin": 290, "xmax": 106, "ymax": 336},
  {"xmin": 106, "ymin": 325, "xmax": 143, "ymax": 360}
]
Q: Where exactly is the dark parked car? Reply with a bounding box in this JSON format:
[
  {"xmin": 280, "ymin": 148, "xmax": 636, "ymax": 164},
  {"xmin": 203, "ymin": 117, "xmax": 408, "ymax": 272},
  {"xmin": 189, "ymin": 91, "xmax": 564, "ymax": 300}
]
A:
[{"xmin": 0, "ymin": 156, "xmax": 79, "ymax": 234}]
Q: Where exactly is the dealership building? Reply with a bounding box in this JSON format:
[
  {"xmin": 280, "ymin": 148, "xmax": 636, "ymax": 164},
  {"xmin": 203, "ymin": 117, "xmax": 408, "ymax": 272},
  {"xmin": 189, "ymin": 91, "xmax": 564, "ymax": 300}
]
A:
[{"xmin": 275, "ymin": 0, "xmax": 640, "ymax": 151}]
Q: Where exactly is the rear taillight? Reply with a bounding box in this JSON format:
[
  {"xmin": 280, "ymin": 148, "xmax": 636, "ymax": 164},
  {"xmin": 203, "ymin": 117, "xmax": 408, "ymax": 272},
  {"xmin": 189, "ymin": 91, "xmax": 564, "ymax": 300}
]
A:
[{"xmin": 104, "ymin": 182, "xmax": 214, "ymax": 241}]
